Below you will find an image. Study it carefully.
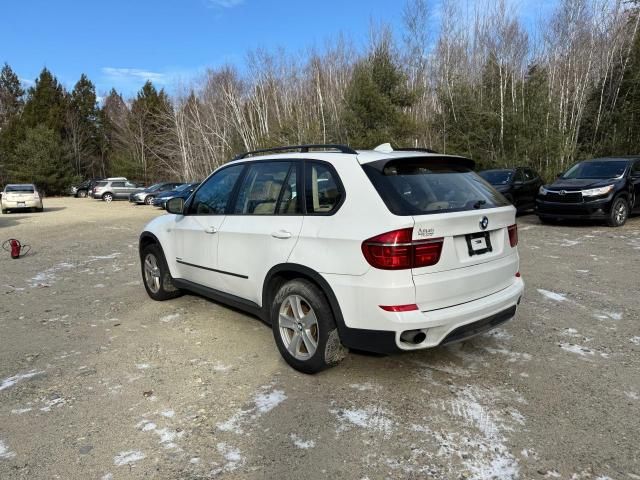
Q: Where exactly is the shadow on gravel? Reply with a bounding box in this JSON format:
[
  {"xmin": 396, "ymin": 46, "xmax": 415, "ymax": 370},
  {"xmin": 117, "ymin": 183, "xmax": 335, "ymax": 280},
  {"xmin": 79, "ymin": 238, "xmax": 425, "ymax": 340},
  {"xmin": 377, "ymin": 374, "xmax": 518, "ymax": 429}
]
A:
[{"xmin": 0, "ymin": 215, "xmax": 28, "ymax": 228}]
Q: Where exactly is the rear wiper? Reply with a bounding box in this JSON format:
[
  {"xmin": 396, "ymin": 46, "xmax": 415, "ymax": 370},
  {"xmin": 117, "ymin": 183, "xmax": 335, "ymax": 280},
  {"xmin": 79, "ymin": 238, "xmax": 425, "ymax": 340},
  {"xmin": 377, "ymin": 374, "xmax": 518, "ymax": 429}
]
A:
[{"xmin": 472, "ymin": 200, "xmax": 487, "ymax": 209}]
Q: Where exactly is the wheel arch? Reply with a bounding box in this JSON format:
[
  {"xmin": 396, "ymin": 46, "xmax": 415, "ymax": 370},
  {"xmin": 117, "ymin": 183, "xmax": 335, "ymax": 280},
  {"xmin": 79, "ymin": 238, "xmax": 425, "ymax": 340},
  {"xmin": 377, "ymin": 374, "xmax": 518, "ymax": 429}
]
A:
[
  {"xmin": 262, "ymin": 263, "xmax": 346, "ymax": 331},
  {"xmin": 139, "ymin": 231, "xmax": 161, "ymax": 257}
]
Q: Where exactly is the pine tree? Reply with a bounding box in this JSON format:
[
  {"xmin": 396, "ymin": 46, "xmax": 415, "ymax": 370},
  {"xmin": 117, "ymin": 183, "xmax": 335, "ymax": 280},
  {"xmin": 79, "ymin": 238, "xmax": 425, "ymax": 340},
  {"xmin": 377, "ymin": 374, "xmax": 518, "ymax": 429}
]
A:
[
  {"xmin": 66, "ymin": 73, "xmax": 99, "ymax": 175},
  {"xmin": 11, "ymin": 124, "xmax": 73, "ymax": 194},
  {"xmin": 22, "ymin": 68, "xmax": 67, "ymax": 134},
  {"xmin": 0, "ymin": 62, "xmax": 24, "ymax": 129},
  {"xmin": 342, "ymin": 42, "xmax": 416, "ymax": 148}
]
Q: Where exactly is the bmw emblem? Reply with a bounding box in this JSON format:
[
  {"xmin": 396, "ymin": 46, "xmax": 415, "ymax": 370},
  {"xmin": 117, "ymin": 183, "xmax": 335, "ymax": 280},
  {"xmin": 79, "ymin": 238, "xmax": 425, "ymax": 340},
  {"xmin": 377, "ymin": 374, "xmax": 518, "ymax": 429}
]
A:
[{"xmin": 480, "ymin": 216, "xmax": 489, "ymax": 230}]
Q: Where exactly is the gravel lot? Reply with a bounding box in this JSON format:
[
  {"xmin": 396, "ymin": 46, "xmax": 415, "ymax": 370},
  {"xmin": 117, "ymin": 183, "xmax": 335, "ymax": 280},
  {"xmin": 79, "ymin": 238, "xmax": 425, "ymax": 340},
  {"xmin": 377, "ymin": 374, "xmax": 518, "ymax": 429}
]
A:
[{"xmin": 0, "ymin": 197, "xmax": 639, "ymax": 480}]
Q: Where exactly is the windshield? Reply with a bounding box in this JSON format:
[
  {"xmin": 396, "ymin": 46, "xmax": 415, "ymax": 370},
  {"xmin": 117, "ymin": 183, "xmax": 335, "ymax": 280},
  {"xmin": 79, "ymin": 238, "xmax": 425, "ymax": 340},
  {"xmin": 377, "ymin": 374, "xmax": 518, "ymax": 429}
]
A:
[
  {"xmin": 173, "ymin": 183, "xmax": 191, "ymax": 192},
  {"xmin": 562, "ymin": 160, "xmax": 628, "ymax": 179},
  {"xmin": 6, "ymin": 185, "xmax": 35, "ymax": 193},
  {"xmin": 363, "ymin": 159, "xmax": 509, "ymax": 216},
  {"xmin": 479, "ymin": 170, "xmax": 513, "ymax": 185},
  {"xmin": 146, "ymin": 183, "xmax": 163, "ymax": 191}
]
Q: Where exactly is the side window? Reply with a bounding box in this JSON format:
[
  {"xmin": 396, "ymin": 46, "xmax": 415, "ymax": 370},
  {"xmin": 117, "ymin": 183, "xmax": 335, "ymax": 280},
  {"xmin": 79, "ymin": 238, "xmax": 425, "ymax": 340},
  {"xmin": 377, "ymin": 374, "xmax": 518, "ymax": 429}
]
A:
[
  {"xmin": 112, "ymin": 181, "xmax": 125, "ymax": 188},
  {"xmin": 514, "ymin": 170, "xmax": 525, "ymax": 183},
  {"xmin": 632, "ymin": 161, "xmax": 640, "ymax": 175},
  {"xmin": 233, "ymin": 162, "xmax": 291, "ymax": 215},
  {"xmin": 278, "ymin": 165, "xmax": 301, "ymax": 214},
  {"xmin": 523, "ymin": 169, "xmax": 535, "ymax": 181},
  {"xmin": 188, "ymin": 164, "xmax": 244, "ymax": 215},
  {"xmin": 125, "ymin": 181, "xmax": 136, "ymax": 188},
  {"xmin": 305, "ymin": 162, "xmax": 343, "ymax": 214}
]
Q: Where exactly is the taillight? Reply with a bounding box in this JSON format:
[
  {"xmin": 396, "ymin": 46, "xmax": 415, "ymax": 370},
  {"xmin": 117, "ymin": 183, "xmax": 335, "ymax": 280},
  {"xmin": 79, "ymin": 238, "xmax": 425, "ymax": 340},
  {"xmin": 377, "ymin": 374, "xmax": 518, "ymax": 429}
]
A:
[
  {"xmin": 362, "ymin": 228, "xmax": 443, "ymax": 270},
  {"xmin": 508, "ymin": 224, "xmax": 518, "ymax": 248}
]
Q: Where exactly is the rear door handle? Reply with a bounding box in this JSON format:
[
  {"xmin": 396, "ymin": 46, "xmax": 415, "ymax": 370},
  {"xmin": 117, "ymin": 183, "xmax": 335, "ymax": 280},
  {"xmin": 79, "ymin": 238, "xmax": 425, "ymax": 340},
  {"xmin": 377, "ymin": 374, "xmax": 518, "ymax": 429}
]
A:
[
  {"xmin": 271, "ymin": 230, "xmax": 292, "ymax": 239},
  {"xmin": 204, "ymin": 226, "xmax": 217, "ymax": 234}
]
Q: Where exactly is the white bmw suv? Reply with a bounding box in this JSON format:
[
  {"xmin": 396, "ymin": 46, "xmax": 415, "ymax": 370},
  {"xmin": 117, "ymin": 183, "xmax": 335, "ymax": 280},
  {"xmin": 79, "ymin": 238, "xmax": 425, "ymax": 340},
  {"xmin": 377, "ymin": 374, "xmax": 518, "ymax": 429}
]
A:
[{"xmin": 139, "ymin": 144, "xmax": 524, "ymax": 373}]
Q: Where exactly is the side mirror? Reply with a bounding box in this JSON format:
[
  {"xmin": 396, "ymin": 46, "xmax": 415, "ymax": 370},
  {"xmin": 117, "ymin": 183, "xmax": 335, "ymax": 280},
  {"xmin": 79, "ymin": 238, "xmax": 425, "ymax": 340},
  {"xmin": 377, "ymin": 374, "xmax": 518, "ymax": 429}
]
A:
[{"xmin": 166, "ymin": 197, "xmax": 184, "ymax": 215}]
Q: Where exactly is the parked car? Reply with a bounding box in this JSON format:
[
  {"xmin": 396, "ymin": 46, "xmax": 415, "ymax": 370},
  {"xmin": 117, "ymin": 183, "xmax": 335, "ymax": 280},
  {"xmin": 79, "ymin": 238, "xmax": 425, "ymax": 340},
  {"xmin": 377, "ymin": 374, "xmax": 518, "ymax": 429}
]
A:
[
  {"xmin": 479, "ymin": 167, "xmax": 543, "ymax": 213},
  {"xmin": 92, "ymin": 179, "xmax": 144, "ymax": 202},
  {"xmin": 70, "ymin": 178, "xmax": 103, "ymax": 198},
  {"xmin": 138, "ymin": 144, "xmax": 523, "ymax": 373},
  {"xmin": 152, "ymin": 182, "xmax": 200, "ymax": 209},
  {"xmin": 129, "ymin": 182, "xmax": 185, "ymax": 205},
  {"xmin": 88, "ymin": 177, "xmax": 128, "ymax": 198},
  {"xmin": 536, "ymin": 156, "xmax": 640, "ymax": 227},
  {"xmin": 1, "ymin": 184, "xmax": 44, "ymax": 213}
]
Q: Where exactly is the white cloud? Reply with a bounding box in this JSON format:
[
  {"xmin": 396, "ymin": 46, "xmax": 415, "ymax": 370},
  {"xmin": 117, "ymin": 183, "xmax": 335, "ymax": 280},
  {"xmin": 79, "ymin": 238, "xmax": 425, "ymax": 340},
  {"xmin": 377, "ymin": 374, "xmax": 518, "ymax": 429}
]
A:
[
  {"xmin": 102, "ymin": 67, "xmax": 168, "ymax": 85},
  {"xmin": 207, "ymin": 0, "xmax": 244, "ymax": 8}
]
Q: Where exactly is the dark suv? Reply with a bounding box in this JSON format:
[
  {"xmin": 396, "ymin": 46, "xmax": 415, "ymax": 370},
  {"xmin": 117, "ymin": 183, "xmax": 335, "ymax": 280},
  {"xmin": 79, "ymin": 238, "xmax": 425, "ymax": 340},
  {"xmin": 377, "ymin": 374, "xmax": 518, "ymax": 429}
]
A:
[
  {"xmin": 536, "ymin": 156, "xmax": 640, "ymax": 227},
  {"xmin": 479, "ymin": 167, "xmax": 542, "ymax": 213}
]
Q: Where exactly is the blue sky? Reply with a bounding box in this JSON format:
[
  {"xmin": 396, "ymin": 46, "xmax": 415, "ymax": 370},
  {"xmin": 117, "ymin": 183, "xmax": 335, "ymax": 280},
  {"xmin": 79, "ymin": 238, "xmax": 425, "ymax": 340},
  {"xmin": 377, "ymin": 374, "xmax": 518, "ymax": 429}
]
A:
[{"xmin": 1, "ymin": 0, "xmax": 557, "ymax": 98}]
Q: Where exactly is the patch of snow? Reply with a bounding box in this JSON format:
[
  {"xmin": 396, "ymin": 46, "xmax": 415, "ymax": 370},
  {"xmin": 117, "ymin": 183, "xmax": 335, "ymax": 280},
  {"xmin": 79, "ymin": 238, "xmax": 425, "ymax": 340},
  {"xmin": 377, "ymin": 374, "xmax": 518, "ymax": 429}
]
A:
[
  {"xmin": 448, "ymin": 386, "xmax": 521, "ymax": 480},
  {"xmin": 190, "ymin": 457, "xmax": 200, "ymax": 464},
  {"xmin": 290, "ymin": 433, "xmax": 315, "ymax": 449},
  {"xmin": 217, "ymin": 387, "xmax": 287, "ymax": 434},
  {"xmin": 11, "ymin": 408, "xmax": 32, "ymax": 415},
  {"xmin": 114, "ymin": 450, "xmax": 145, "ymax": 466},
  {"xmin": 559, "ymin": 343, "xmax": 594, "ymax": 356},
  {"xmin": 561, "ymin": 239, "xmax": 581, "ymax": 247},
  {"xmin": 101, "ymin": 474, "xmax": 113, "ymax": 480},
  {"xmin": 484, "ymin": 347, "xmax": 532, "ymax": 362},
  {"xmin": 40, "ymin": 397, "xmax": 66, "ymax": 412},
  {"xmin": 603, "ymin": 311, "xmax": 622, "ymax": 320},
  {"xmin": 0, "ymin": 439, "xmax": 16, "ymax": 460},
  {"xmin": 160, "ymin": 313, "xmax": 180, "ymax": 323},
  {"xmin": 254, "ymin": 389, "xmax": 287, "ymax": 413},
  {"xmin": 349, "ymin": 382, "xmax": 378, "ymax": 391},
  {"xmin": 485, "ymin": 328, "xmax": 513, "ymax": 340},
  {"xmin": 213, "ymin": 362, "xmax": 232, "ymax": 372},
  {"xmin": 135, "ymin": 363, "xmax": 150, "ymax": 370},
  {"xmin": 624, "ymin": 391, "xmax": 638, "ymax": 400},
  {"xmin": 332, "ymin": 405, "xmax": 394, "ymax": 436},
  {"xmin": 212, "ymin": 443, "xmax": 245, "ymax": 474},
  {"xmin": 576, "ymin": 269, "xmax": 589, "ymax": 273},
  {"xmin": 94, "ymin": 283, "xmax": 105, "ymax": 288},
  {"xmin": 538, "ymin": 289, "xmax": 566, "ymax": 302},
  {"xmin": 630, "ymin": 337, "xmax": 640, "ymax": 346},
  {"xmin": 562, "ymin": 328, "xmax": 579, "ymax": 337},
  {"xmin": 0, "ymin": 370, "xmax": 44, "ymax": 391},
  {"xmin": 161, "ymin": 409, "xmax": 175, "ymax": 418}
]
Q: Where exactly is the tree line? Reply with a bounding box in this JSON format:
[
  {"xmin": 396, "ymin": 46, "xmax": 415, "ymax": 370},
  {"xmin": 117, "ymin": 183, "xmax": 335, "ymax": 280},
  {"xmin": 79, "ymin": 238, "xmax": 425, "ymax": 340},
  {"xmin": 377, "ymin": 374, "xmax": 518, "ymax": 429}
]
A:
[{"xmin": 1, "ymin": 0, "xmax": 639, "ymax": 194}]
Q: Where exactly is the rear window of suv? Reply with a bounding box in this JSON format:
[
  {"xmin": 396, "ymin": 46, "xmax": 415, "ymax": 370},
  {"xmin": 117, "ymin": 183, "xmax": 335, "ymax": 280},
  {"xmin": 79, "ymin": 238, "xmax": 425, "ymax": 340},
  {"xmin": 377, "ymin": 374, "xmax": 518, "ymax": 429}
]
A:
[{"xmin": 362, "ymin": 157, "xmax": 509, "ymax": 216}]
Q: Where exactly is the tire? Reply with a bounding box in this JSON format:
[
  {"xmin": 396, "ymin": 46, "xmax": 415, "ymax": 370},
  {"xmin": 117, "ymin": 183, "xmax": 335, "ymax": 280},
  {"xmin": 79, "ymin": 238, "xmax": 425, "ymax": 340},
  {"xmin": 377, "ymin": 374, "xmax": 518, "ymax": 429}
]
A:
[
  {"xmin": 37, "ymin": 206, "xmax": 44, "ymax": 212},
  {"xmin": 271, "ymin": 279, "xmax": 347, "ymax": 374},
  {"xmin": 1, "ymin": 209, "xmax": 7, "ymax": 214},
  {"xmin": 145, "ymin": 195, "xmax": 154, "ymax": 205},
  {"xmin": 77, "ymin": 190, "xmax": 87, "ymax": 198},
  {"xmin": 140, "ymin": 243, "xmax": 183, "ymax": 301},
  {"xmin": 608, "ymin": 196, "xmax": 629, "ymax": 227},
  {"xmin": 102, "ymin": 193, "xmax": 113, "ymax": 202}
]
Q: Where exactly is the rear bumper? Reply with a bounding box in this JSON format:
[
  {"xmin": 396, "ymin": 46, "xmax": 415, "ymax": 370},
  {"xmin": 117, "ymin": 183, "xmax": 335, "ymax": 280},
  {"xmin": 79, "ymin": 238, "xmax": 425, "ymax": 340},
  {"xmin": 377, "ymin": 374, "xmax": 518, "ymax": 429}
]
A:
[
  {"xmin": 331, "ymin": 275, "xmax": 524, "ymax": 354},
  {"xmin": 536, "ymin": 196, "xmax": 612, "ymax": 219},
  {"xmin": 2, "ymin": 199, "xmax": 42, "ymax": 209}
]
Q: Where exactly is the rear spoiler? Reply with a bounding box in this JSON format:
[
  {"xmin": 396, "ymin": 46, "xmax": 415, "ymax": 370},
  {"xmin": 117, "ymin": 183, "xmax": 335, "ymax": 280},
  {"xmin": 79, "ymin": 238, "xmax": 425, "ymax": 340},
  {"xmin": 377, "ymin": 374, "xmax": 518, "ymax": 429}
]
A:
[{"xmin": 365, "ymin": 155, "xmax": 476, "ymax": 171}]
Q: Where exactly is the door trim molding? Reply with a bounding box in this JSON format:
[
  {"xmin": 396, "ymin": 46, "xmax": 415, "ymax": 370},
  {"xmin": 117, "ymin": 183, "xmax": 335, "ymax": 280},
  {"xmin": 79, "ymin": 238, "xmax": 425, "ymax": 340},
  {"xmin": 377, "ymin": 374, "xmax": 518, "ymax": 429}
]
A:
[{"xmin": 176, "ymin": 259, "xmax": 248, "ymax": 279}]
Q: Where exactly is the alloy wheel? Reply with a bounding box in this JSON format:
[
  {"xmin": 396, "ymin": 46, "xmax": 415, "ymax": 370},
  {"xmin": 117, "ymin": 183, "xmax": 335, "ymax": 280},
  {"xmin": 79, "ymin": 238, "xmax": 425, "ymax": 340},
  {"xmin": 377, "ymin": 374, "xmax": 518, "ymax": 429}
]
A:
[
  {"xmin": 615, "ymin": 200, "xmax": 627, "ymax": 225},
  {"xmin": 143, "ymin": 253, "xmax": 161, "ymax": 294},
  {"xmin": 278, "ymin": 294, "xmax": 319, "ymax": 361}
]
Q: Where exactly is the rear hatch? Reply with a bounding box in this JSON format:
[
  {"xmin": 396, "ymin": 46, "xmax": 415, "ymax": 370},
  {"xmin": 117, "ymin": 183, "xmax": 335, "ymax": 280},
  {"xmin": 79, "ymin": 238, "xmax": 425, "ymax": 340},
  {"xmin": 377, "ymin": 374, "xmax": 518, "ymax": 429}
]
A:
[
  {"xmin": 4, "ymin": 186, "xmax": 36, "ymax": 202},
  {"xmin": 361, "ymin": 155, "xmax": 518, "ymax": 311}
]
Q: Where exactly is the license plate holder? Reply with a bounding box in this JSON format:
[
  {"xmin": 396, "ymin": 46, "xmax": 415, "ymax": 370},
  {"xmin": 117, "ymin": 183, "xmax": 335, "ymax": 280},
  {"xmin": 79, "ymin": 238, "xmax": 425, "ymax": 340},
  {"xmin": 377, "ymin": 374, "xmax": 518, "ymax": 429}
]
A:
[
  {"xmin": 17, "ymin": 201, "xmax": 26, "ymax": 207},
  {"xmin": 466, "ymin": 231, "xmax": 492, "ymax": 256}
]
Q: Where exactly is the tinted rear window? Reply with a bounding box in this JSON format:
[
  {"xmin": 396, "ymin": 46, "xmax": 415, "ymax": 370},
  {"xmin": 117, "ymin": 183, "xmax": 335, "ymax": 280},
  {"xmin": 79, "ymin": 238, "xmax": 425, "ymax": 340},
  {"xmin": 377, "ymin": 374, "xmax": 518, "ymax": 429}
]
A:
[
  {"xmin": 362, "ymin": 158, "xmax": 509, "ymax": 216},
  {"xmin": 479, "ymin": 170, "xmax": 513, "ymax": 185},
  {"xmin": 95, "ymin": 182, "xmax": 108, "ymax": 187},
  {"xmin": 6, "ymin": 185, "xmax": 35, "ymax": 193}
]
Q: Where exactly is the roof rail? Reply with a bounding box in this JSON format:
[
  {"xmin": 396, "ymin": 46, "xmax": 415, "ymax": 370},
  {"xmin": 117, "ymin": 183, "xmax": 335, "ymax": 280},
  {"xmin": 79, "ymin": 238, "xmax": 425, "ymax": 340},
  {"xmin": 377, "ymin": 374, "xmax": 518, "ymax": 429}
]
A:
[
  {"xmin": 393, "ymin": 147, "xmax": 439, "ymax": 154},
  {"xmin": 233, "ymin": 144, "xmax": 358, "ymax": 160}
]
